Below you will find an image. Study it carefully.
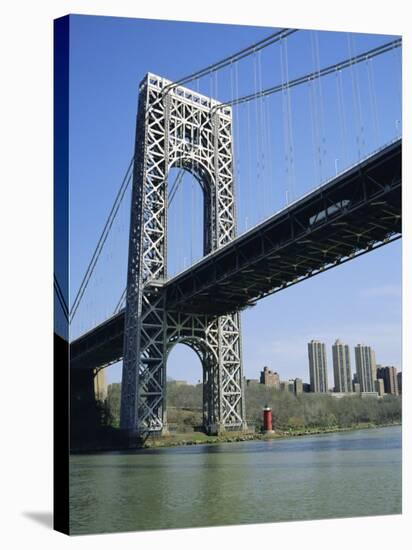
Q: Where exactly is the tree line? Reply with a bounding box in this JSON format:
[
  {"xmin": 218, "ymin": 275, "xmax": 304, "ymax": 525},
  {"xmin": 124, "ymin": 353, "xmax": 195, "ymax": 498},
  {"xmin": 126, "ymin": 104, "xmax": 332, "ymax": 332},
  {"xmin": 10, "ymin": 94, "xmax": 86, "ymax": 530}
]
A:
[
  {"xmin": 103, "ymin": 381, "xmax": 401, "ymax": 432},
  {"xmin": 245, "ymin": 384, "xmax": 401, "ymax": 430}
]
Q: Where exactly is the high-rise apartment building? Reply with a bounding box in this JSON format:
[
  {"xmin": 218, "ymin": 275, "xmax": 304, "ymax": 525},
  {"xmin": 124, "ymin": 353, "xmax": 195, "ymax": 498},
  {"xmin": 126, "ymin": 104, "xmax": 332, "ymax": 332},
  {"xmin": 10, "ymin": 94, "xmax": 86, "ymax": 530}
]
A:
[
  {"xmin": 354, "ymin": 344, "xmax": 376, "ymax": 393},
  {"xmin": 308, "ymin": 340, "xmax": 328, "ymax": 392},
  {"xmin": 377, "ymin": 366, "xmax": 399, "ymax": 396},
  {"xmin": 332, "ymin": 339, "xmax": 352, "ymax": 393}
]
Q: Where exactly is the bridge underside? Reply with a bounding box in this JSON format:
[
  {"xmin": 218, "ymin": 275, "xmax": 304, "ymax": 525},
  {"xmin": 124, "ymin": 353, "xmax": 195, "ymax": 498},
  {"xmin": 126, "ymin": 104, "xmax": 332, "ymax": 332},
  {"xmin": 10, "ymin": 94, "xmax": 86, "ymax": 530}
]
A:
[
  {"xmin": 71, "ymin": 311, "xmax": 125, "ymax": 371},
  {"xmin": 71, "ymin": 139, "xmax": 401, "ymax": 371}
]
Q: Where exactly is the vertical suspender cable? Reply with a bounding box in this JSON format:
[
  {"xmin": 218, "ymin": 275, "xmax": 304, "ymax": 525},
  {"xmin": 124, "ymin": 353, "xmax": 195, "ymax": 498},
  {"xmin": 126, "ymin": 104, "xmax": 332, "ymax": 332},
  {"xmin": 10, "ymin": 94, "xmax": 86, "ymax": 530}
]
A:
[
  {"xmin": 392, "ymin": 45, "xmax": 401, "ymax": 136},
  {"xmin": 366, "ymin": 57, "xmax": 380, "ymax": 148},
  {"xmin": 179, "ymin": 158, "xmax": 183, "ymax": 272},
  {"xmin": 308, "ymin": 78, "xmax": 318, "ymax": 185},
  {"xmin": 394, "ymin": 46, "xmax": 402, "ymax": 127},
  {"xmin": 310, "ymin": 32, "xmax": 322, "ymax": 184},
  {"xmin": 258, "ymin": 50, "xmax": 267, "ymax": 216},
  {"xmin": 253, "ymin": 49, "xmax": 262, "ymax": 221},
  {"xmin": 235, "ymin": 61, "xmax": 242, "ymax": 233},
  {"xmin": 336, "ymin": 68, "xmax": 348, "ymax": 167},
  {"xmin": 335, "ymin": 69, "xmax": 344, "ymax": 169},
  {"xmin": 347, "ymin": 33, "xmax": 362, "ymax": 160},
  {"xmin": 353, "ymin": 35, "xmax": 365, "ymax": 154},
  {"xmin": 194, "ymin": 74, "xmax": 200, "ymax": 258},
  {"xmin": 264, "ymin": 91, "xmax": 274, "ymax": 216},
  {"xmin": 280, "ymin": 40, "xmax": 288, "ymax": 205},
  {"xmin": 246, "ymin": 99, "xmax": 252, "ymax": 229},
  {"xmin": 261, "ymin": 50, "xmax": 272, "ymax": 216},
  {"xmin": 314, "ymin": 31, "xmax": 327, "ymax": 180},
  {"xmin": 191, "ymin": 172, "xmax": 194, "ymax": 265},
  {"xmin": 281, "ymin": 37, "xmax": 295, "ymax": 203},
  {"xmin": 284, "ymin": 36, "xmax": 296, "ymax": 200},
  {"xmin": 368, "ymin": 57, "xmax": 381, "ymax": 144},
  {"xmin": 230, "ymin": 61, "xmax": 237, "ymax": 229}
]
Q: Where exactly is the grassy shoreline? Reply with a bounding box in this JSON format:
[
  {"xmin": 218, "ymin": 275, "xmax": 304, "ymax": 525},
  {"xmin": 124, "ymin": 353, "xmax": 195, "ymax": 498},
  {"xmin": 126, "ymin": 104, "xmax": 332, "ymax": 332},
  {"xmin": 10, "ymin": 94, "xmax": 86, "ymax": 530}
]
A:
[
  {"xmin": 142, "ymin": 421, "xmax": 401, "ymax": 449},
  {"xmin": 70, "ymin": 421, "xmax": 401, "ymax": 454}
]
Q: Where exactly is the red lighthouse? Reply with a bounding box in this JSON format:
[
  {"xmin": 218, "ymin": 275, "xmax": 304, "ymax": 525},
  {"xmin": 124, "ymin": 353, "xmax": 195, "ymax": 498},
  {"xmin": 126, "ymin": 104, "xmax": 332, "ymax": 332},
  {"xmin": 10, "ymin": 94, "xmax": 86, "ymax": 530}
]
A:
[{"xmin": 263, "ymin": 406, "xmax": 273, "ymax": 433}]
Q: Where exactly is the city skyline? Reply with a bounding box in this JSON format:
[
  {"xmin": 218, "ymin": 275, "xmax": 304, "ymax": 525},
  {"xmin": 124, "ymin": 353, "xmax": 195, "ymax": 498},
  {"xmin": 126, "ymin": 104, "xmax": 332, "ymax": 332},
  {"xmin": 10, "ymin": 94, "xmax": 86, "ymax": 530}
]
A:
[
  {"xmin": 117, "ymin": 336, "xmax": 402, "ymax": 391},
  {"xmin": 252, "ymin": 351, "xmax": 401, "ymax": 394},
  {"xmin": 249, "ymin": 340, "xmax": 400, "ymax": 392}
]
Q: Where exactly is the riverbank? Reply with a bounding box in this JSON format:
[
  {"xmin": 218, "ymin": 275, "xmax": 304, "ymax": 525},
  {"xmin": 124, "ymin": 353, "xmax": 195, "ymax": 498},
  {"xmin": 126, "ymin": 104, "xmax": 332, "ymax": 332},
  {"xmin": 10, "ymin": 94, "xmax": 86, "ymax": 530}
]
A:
[
  {"xmin": 70, "ymin": 421, "xmax": 401, "ymax": 453},
  {"xmin": 142, "ymin": 421, "xmax": 401, "ymax": 449}
]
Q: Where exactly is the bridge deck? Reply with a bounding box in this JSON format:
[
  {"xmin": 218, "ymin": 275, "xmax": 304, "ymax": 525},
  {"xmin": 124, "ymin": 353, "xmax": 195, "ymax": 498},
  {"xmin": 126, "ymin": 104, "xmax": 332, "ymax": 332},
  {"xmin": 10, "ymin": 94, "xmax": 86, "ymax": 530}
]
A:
[
  {"xmin": 71, "ymin": 139, "xmax": 401, "ymax": 369},
  {"xmin": 165, "ymin": 139, "xmax": 401, "ymax": 314}
]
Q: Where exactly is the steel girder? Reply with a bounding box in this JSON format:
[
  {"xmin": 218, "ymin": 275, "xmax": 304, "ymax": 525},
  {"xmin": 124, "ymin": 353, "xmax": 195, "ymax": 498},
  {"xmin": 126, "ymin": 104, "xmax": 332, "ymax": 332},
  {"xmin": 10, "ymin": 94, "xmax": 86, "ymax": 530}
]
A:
[
  {"xmin": 163, "ymin": 139, "xmax": 402, "ymax": 314},
  {"xmin": 120, "ymin": 74, "xmax": 246, "ymax": 436}
]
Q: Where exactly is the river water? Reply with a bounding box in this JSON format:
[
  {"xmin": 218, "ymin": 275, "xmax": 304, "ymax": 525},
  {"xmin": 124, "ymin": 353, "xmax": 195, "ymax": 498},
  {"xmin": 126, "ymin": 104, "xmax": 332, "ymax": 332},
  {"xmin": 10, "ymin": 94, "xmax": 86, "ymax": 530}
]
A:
[{"xmin": 69, "ymin": 425, "xmax": 401, "ymax": 535}]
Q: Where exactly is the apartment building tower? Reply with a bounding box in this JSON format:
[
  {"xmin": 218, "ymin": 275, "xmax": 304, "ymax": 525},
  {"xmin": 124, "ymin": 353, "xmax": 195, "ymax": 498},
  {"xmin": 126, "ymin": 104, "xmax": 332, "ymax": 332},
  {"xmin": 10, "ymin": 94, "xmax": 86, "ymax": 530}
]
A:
[
  {"xmin": 354, "ymin": 344, "xmax": 376, "ymax": 393},
  {"xmin": 308, "ymin": 340, "xmax": 328, "ymax": 393},
  {"xmin": 332, "ymin": 339, "xmax": 352, "ymax": 393},
  {"xmin": 377, "ymin": 366, "xmax": 399, "ymax": 396}
]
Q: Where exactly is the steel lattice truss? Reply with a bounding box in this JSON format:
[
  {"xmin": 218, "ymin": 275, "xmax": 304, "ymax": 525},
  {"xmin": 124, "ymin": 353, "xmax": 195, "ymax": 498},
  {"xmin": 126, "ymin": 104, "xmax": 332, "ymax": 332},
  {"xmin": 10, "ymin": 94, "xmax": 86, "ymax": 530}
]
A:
[{"xmin": 120, "ymin": 74, "xmax": 246, "ymax": 436}]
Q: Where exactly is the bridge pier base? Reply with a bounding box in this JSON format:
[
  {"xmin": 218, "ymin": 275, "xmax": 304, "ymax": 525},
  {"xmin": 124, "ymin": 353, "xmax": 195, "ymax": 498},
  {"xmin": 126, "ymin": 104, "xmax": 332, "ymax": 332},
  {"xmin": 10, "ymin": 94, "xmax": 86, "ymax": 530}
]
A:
[
  {"xmin": 70, "ymin": 369, "xmax": 103, "ymax": 449},
  {"xmin": 205, "ymin": 423, "xmax": 224, "ymax": 436},
  {"xmin": 205, "ymin": 421, "xmax": 249, "ymax": 436}
]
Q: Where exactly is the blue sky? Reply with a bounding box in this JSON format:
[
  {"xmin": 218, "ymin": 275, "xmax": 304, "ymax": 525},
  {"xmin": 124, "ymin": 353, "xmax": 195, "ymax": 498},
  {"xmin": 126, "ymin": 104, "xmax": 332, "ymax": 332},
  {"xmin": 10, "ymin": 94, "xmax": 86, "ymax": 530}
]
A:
[{"xmin": 66, "ymin": 15, "xmax": 401, "ymax": 385}]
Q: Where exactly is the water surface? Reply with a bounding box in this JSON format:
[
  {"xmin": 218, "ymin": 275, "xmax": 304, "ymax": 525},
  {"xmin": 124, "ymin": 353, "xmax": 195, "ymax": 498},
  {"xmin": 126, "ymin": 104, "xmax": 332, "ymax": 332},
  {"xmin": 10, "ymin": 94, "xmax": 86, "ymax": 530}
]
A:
[{"xmin": 70, "ymin": 425, "xmax": 401, "ymax": 534}]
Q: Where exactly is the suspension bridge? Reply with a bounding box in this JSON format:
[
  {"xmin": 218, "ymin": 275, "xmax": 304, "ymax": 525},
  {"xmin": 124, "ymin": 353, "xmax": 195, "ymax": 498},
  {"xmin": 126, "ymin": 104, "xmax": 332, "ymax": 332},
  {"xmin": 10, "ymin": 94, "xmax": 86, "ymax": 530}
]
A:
[{"xmin": 55, "ymin": 27, "xmax": 402, "ymax": 440}]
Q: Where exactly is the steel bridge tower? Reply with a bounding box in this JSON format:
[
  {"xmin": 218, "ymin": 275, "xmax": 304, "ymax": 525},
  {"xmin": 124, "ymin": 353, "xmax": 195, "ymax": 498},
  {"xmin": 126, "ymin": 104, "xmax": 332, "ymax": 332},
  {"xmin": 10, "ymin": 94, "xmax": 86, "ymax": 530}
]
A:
[{"xmin": 120, "ymin": 73, "xmax": 247, "ymax": 438}]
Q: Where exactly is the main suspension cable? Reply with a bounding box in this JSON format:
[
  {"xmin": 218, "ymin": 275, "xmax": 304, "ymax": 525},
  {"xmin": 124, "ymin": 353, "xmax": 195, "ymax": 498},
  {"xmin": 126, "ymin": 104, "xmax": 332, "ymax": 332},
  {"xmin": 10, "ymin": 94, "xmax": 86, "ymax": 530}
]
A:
[
  {"xmin": 212, "ymin": 38, "xmax": 401, "ymax": 112},
  {"xmin": 54, "ymin": 274, "xmax": 69, "ymax": 322},
  {"xmin": 69, "ymin": 156, "xmax": 134, "ymax": 322},
  {"xmin": 161, "ymin": 28, "xmax": 298, "ymax": 96}
]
